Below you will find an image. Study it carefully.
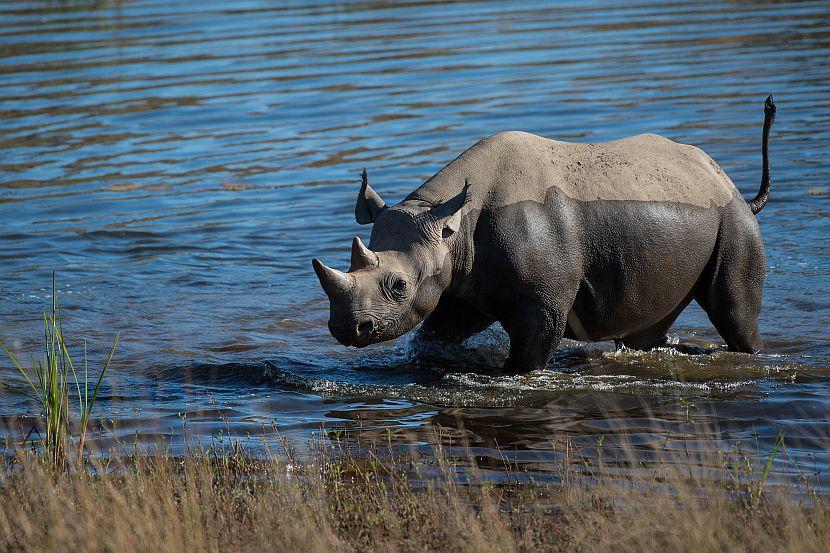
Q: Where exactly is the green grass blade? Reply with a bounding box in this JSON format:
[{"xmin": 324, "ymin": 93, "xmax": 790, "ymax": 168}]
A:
[
  {"xmin": 54, "ymin": 321, "xmax": 84, "ymax": 419},
  {"xmin": 83, "ymin": 340, "xmax": 89, "ymax": 423},
  {"xmin": 760, "ymin": 428, "xmax": 786, "ymax": 486},
  {"xmin": 86, "ymin": 332, "xmax": 119, "ymax": 420},
  {"xmin": 0, "ymin": 342, "xmax": 42, "ymax": 402}
]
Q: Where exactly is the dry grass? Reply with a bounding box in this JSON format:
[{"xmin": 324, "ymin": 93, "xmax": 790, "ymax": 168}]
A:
[{"xmin": 0, "ymin": 433, "xmax": 827, "ymax": 553}]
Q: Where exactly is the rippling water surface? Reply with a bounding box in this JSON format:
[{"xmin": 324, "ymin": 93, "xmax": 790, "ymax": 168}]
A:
[{"xmin": 1, "ymin": 0, "xmax": 829, "ymax": 484}]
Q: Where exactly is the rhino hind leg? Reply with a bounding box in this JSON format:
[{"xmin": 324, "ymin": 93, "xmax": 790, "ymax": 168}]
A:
[
  {"xmin": 616, "ymin": 292, "xmax": 695, "ymax": 351},
  {"xmin": 615, "ymin": 332, "xmax": 668, "ymax": 351},
  {"xmin": 695, "ymin": 287, "xmax": 763, "ymax": 354},
  {"xmin": 694, "ymin": 216, "xmax": 765, "ymax": 354}
]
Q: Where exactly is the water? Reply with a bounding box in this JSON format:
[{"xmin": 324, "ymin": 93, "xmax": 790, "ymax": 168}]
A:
[{"xmin": 1, "ymin": 0, "xmax": 829, "ymax": 484}]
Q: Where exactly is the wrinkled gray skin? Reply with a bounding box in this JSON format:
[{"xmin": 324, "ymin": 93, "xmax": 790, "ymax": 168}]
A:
[{"xmin": 313, "ymin": 97, "xmax": 776, "ymax": 373}]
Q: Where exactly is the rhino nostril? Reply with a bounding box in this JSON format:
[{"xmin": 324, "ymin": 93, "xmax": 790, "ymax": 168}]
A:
[{"xmin": 357, "ymin": 321, "xmax": 374, "ymax": 336}]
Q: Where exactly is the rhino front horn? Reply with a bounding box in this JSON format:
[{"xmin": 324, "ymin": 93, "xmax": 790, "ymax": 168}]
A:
[
  {"xmin": 349, "ymin": 236, "xmax": 378, "ymax": 271},
  {"xmin": 312, "ymin": 258, "xmax": 353, "ymax": 297}
]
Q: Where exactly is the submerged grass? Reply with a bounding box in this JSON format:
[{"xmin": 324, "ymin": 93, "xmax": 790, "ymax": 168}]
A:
[
  {"xmin": 1, "ymin": 273, "xmax": 118, "ymax": 463},
  {"xmin": 0, "ymin": 432, "xmax": 828, "ymax": 553}
]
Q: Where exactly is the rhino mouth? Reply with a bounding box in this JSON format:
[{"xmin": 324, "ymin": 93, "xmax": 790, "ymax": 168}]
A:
[
  {"xmin": 330, "ymin": 316, "xmax": 402, "ymax": 348},
  {"xmin": 351, "ymin": 336, "xmax": 373, "ymax": 348},
  {"xmin": 351, "ymin": 323, "xmax": 384, "ymax": 348},
  {"xmin": 329, "ymin": 318, "xmax": 380, "ymax": 348}
]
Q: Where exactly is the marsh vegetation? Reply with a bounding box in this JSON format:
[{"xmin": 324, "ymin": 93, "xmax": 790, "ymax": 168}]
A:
[
  {"xmin": 1, "ymin": 431, "xmax": 829, "ymax": 552},
  {"xmin": 2, "ymin": 274, "xmax": 117, "ymax": 464}
]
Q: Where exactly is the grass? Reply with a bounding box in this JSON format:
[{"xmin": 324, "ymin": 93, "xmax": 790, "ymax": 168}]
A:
[
  {"xmin": 0, "ymin": 431, "xmax": 827, "ymax": 553},
  {"xmin": 1, "ymin": 273, "xmax": 118, "ymax": 464}
]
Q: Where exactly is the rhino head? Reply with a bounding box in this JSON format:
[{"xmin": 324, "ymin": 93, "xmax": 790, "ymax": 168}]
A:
[{"xmin": 312, "ymin": 169, "xmax": 466, "ymax": 347}]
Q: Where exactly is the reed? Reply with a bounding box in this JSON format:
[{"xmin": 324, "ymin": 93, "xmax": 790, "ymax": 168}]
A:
[{"xmin": 1, "ymin": 273, "xmax": 118, "ymax": 464}]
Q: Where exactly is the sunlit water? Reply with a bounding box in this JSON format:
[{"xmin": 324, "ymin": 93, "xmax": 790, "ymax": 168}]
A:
[{"xmin": 1, "ymin": 0, "xmax": 829, "ymax": 485}]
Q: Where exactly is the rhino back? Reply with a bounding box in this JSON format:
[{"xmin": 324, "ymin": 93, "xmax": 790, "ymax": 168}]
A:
[{"xmin": 406, "ymin": 130, "xmax": 738, "ymax": 211}]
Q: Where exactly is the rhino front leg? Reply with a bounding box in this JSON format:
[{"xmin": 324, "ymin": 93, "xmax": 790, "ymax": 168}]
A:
[
  {"xmin": 501, "ymin": 300, "xmax": 567, "ymax": 374},
  {"xmin": 416, "ymin": 296, "xmax": 495, "ymax": 344}
]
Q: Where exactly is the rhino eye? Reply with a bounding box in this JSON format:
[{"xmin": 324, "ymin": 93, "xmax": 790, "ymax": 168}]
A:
[{"xmin": 391, "ymin": 278, "xmax": 407, "ymax": 297}]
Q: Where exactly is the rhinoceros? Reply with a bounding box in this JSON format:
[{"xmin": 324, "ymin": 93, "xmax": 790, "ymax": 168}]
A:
[{"xmin": 312, "ymin": 96, "xmax": 776, "ymax": 373}]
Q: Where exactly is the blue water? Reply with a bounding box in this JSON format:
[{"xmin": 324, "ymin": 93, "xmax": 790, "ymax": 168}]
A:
[{"xmin": 1, "ymin": 0, "xmax": 829, "ymax": 484}]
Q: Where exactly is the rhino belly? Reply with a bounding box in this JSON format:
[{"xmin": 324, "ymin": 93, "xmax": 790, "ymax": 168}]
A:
[{"xmin": 571, "ymin": 197, "xmax": 721, "ymax": 341}]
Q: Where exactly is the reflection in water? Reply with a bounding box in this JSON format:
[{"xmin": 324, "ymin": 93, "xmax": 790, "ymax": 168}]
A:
[{"xmin": 0, "ymin": 0, "xmax": 829, "ymax": 487}]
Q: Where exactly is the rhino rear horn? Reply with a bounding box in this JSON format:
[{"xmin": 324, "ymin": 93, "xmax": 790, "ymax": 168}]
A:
[
  {"xmin": 312, "ymin": 258, "xmax": 354, "ymax": 297},
  {"xmin": 349, "ymin": 236, "xmax": 378, "ymax": 271},
  {"xmin": 355, "ymin": 168, "xmax": 387, "ymax": 225}
]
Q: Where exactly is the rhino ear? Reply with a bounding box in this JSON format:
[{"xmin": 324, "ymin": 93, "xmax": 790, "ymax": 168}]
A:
[
  {"xmin": 433, "ymin": 179, "xmax": 469, "ymax": 240},
  {"xmin": 355, "ymin": 168, "xmax": 387, "ymax": 225},
  {"xmin": 443, "ymin": 210, "xmax": 462, "ymax": 238}
]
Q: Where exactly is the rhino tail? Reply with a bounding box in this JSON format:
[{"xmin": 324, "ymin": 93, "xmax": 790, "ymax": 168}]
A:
[{"xmin": 747, "ymin": 94, "xmax": 776, "ymax": 215}]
